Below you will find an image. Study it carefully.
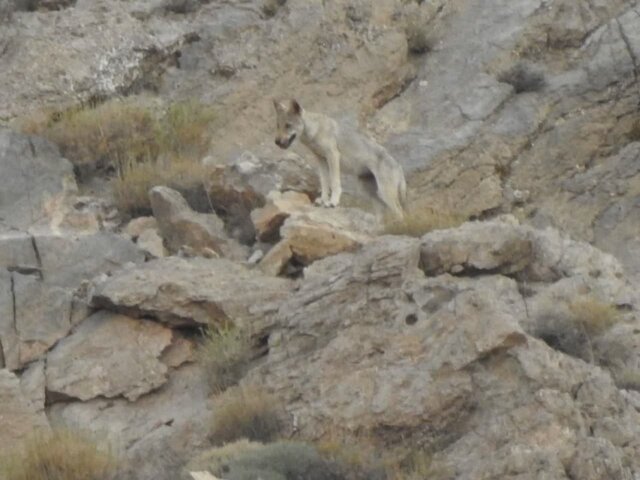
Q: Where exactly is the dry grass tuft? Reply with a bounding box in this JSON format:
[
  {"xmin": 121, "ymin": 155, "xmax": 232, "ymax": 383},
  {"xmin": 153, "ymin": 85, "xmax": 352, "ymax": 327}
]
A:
[
  {"xmin": 568, "ymin": 297, "xmax": 621, "ymax": 337},
  {"xmin": 615, "ymin": 368, "xmax": 640, "ymax": 391},
  {"xmin": 0, "ymin": 429, "xmax": 117, "ymax": 480},
  {"xmin": 198, "ymin": 325, "xmax": 253, "ymax": 394},
  {"xmin": 383, "ymin": 205, "xmax": 466, "ymax": 237},
  {"xmin": 20, "ymin": 100, "xmax": 159, "ymax": 180},
  {"xmin": 210, "ymin": 385, "xmax": 283, "ymax": 445},
  {"xmin": 112, "ymin": 156, "xmax": 213, "ymax": 217},
  {"xmin": 19, "ymin": 98, "xmax": 217, "ymax": 215}
]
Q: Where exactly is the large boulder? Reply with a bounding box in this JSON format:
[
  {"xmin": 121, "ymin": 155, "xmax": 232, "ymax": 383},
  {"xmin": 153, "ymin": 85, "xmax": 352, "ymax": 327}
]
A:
[
  {"xmin": 0, "ymin": 232, "xmax": 144, "ymax": 370},
  {"xmin": 91, "ymin": 256, "xmax": 291, "ymax": 329},
  {"xmin": 46, "ymin": 311, "xmax": 173, "ymax": 402},
  {"xmin": 48, "ymin": 364, "xmax": 210, "ymax": 480},
  {"xmin": 246, "ymin": 219, "xmax": 640, "ymax": 479},
  {"xmin": 259, "ymin": 206, "xmax": 380, "ymax": 276}
]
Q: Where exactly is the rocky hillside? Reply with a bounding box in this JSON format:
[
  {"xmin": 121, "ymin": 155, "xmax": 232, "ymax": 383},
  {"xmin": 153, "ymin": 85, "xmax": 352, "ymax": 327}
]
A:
[{"xmin": 1, "ymin": 1, "xmax": 640, "ymax": 479}]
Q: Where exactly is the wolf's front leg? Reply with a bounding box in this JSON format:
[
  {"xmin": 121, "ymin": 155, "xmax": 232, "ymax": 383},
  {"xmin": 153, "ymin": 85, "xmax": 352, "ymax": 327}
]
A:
[
  {"xmin": 315, "ymin": 160, "xmax": 331, "ymax": 207},
  {"xmin": 327, "ymin": 150, "xmax": 342, "ymax": 207}
]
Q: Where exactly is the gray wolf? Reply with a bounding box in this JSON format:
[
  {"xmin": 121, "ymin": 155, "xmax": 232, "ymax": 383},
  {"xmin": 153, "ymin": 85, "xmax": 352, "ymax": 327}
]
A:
[{"xmin": 273, "ymin": 99, "xmax": 407, "ymax": 217}]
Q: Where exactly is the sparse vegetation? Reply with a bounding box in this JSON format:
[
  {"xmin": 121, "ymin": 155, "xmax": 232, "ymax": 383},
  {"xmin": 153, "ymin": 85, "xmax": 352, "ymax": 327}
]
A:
[
  {"xmin": 261, "ymin": 0, "xmax": 286, "ymax": 18},
  {"xmin": 390, "ymin": 448, "xmax": 453, "ymax": 480},
  {"xmin": 535, "ymin": 297, "xmax": 621, "ymax": 363},
  {"xmin": 614, "ymin": 367, "xmax": 640, "ymax": 391},
  {"xmin": 210, "ymin": 385, "xmax": 283, "ymax": 445},
  {"xmin": 0, "ymin": 429, "xmax": 118, "ymax": 480},
  {"xmin": 199, "ymin": 325, "xmax": 253, "ymax": 394},
  {"xmin": 383, "ymin": 205, "xmax": 466, "ymax": 237},
  {"xmin": 568, "ymin": 297, "xmax": 621, "ymax": 337},
  {"xmin": 497, "ymin": 62, "xmax": 546, "ymax": 94},
  {"xmin": 19, "ymin": 97, "xmax": 217, "ymax": 215},
  {"xmin": 112, "ymin": 156, "xmax": 213, "ymax": 217}
]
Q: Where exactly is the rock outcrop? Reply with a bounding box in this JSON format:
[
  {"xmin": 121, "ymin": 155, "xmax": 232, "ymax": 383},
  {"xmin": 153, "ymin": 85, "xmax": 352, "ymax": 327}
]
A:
[
  {"xmin": 91, "ymin": 256, "xmax": 290, "ymax": 329},
  {"xmin": 246, "ymin": 218, "xmax": 640, "ymax": 479}
]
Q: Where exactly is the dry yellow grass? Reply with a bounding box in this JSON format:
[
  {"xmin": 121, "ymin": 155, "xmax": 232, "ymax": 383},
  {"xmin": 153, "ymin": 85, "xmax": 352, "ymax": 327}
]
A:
[
  {"xmin": 198, "ymin": 325, "xmax": 253, "ymax": 394},
  {"xmin": 0, "ymin": 429, "xmax": 117, "ymax": 480},
  {"xmin": 210, "ymin": 385, "xmax": 282, "ymax": 445},
  {"xmin": 112, "ymin": 156, "xmax": 212, "ymax": 216},
  {"xmin": 569, "ymin": 297, "xmax": 621, "ymax": 336},
  {"xmin": 20, "ymin": 98, "xmax": 217, "ymax": 215},
  {"xmin": 384, "ymin": 204, "xmax": 466, "ymax": 237}
]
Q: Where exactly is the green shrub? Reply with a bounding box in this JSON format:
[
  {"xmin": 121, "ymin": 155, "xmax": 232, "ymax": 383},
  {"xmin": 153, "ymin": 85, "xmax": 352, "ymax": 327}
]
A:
[
  {"xmin": 210, "ymin": 386, "xmax": 283, "ymax": 445},
  {"xmin": 199, "ymin": 325, "xmax": 253, "ymax": 394},
  {"xmin": 0, "ymin": 429, "xmax": 118, "ymax": 480}
]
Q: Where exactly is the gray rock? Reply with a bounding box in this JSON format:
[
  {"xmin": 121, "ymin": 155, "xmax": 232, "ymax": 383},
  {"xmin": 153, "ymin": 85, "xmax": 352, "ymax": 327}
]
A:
[
  {"xmin": 48, "ymin": 364, "xmax": 210, "ymax": 480},
  {"xmin": 13, "ymin": 272, "xmax": 72, "ymax": 367},
  {"xmin": 0, "ymin": 369, "xmax": 50, "ymax": 453},
  {"xmin": 246, "ymin": 220, "xmax": 640, "ymax": 479},
  {"xmin": 0, "ymin": 232, "xmax": 38, "ymax": 272},
  {"xmin": 35, "ymin": 232, "xmax": 145, "ymax": 288},
  {"xmin": 46, "ymin": 311, "xmax": 172, "ymax": 402},
  {"xmin": 0, "ymin": 129, "xmax": 77, "ymax": 230},
  {"xmin": 91, "ymin": 256, "xmax": 291, "ymax": 329}
]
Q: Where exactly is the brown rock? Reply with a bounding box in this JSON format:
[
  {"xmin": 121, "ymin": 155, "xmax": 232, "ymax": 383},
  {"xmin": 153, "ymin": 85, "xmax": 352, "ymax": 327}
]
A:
[
  {"xmin": 46, "ymin": 311, "xmax": 173, "ymax": 402},
  {"xmin": 259, "ymin": 207, "xmax": 379, "ymax": 276},
  {"xmin": 251, "ymin": 191, "xmax": 311, "ymax": 242},
  {"xmin": 150, "ymin": 186, "xmax": 247, "ymax": 261}
]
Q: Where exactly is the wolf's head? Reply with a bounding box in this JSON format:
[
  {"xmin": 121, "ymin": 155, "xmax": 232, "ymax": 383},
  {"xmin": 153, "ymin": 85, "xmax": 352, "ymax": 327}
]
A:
[{"xmin": 273, "ymin": 99, "xmax": 304, "ymax": 149}]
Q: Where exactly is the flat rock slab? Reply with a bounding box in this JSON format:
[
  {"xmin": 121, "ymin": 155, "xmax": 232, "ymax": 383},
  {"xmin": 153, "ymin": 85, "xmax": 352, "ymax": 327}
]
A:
[
  {"xmin": 46, "ymin": 311, "xmax": 173, "ymax": 402},
  {"xmin": 91, "ymin": 256, "xmax": 291, "ymax": 328}
]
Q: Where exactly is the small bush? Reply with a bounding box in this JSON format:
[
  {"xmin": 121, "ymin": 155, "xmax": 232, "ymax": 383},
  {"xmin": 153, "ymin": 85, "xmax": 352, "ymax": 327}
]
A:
[
  {"xmin": 568, "ymin": 297, "xmax": 620, "ymax": 336},
  {"xmin": 210, "ymin": 386, "xmax": 283, "ymax": 445},
  {"xmin": 404, "ymin": 17, "xmax": 434, "ymax": 55},
  {"xmin": 383, "ymin": 205, "xmax": 466, "ymax": 237},
  {"xmin": 261, "ymin": 0, "xmax": 286, "ymax": 18},
  {"xmin": 199, "ymin": 325, "xmax": 253, "ymax": 394},
  {"xmin": 535, "ymin": 298, "xmax": 621, "ymax": 363},
  {"xmin": 0, "ymin": 429, "xmax": 118, "ymax": 480},
  {"xmin": 497, "ymin": 62, "xmax": 546, "ymax": 94},
  {"xmin": 614, "ymin": 368, "xmax": 640, "ymax": 391}
]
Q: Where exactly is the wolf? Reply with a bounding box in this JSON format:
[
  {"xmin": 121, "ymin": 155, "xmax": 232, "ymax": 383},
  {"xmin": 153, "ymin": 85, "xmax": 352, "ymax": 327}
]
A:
[{"xmin": 273, "ymin": 99, "xmax": 407, "ymax": 217}]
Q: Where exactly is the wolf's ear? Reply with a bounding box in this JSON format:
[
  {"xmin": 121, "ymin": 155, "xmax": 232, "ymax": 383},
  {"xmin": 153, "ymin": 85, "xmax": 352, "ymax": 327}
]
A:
[{"xmin": 291, "ymin": 99, "xmax": 302, "ymax": 115}]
